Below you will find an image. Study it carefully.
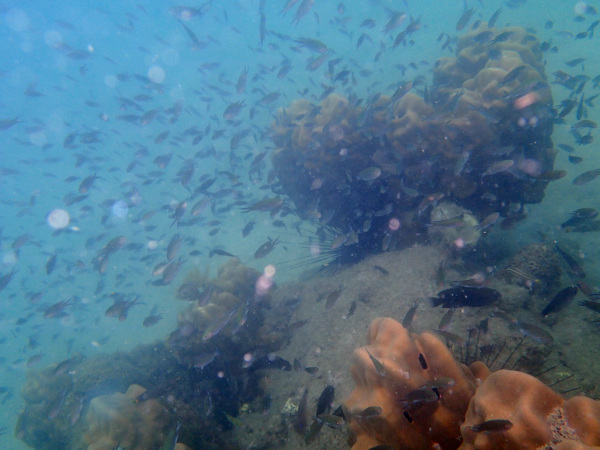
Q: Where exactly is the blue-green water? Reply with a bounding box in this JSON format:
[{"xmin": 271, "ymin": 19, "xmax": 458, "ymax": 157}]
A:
[{"xmin": 1, "ymin": 0, "xmax": 599, "ymax": 448}]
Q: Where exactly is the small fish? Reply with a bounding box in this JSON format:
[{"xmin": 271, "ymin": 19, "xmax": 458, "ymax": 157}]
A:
[
  {"xmin": 438, "ymin": 308, "xmax": 455, "ymax": 332},
  {"xmin": 402, "ymin": 301, "xmax": 419, "ymax": 328},
  {"xmin": 372, "ymin": 265, "xmax": 389, "ymax": 276},
  {"xmin": 365, "ymin": 348, "xmax": 386, "ymax": 377},
  {"xmin": 325, "ymin": 285, "xmax": 344, "ymax": 309},
  {"xmin": 397, "ymin": 387, "xmax": 439, "ymax": 410},
  {"xmin": 579, "ymin": 300, "xmax": 600, "ymax": 313},
  {"xmin": 497, "ymin": 65, "xmax": 527, "ymax": 88},
  {"xmin": 541, "ymin": 286, "xmax": 578, "ymax": 316},
  {"xmin": 316, "ymin": 414, "xmax": 344, "ymax": 428},
  {"xmin": 254, "ymin": 237, "xmax": 279, "ymax": 259},
  {"xmin": 223, "ymin": 101, "xmax": 246, "ymax": 120},
  {"xmin": 573, "ymin": 168, "xmax": 600, "ymax": 185},
  {"xmin": 481, "ymin": 160, "xmax": 514, "ymax": 178},
  {"xmin": 477, "ymin": 212, "xmax": 500, "ymax": 230},
  {"xmin": 456, "ymin": 7, "xmax": 474, "ymax": 31},
  {"xmin": 516, "ymin": 321, "xmax": 553, "ymax": 344},
  {"xmin": 353, "ymin": 406, "xmax": 383, "ymax": 419},
  {"xmin": 202, "ymin": 304, "xmax": 240, "ymax": 341},
  {"xmin": 143, "ymin": 314, "xmax": 163, "ymax": 327},
  {"xmin": 418, "ymin": 192, "xmax": 444, "ymax": 216},
  {"xmin": 433, "ymin": 330, "xmax": 464, "ymax": 345},
  {"xmin": 45, "ymin": 254, "xmax": 57, "ymax": 275},
  {"xmin": 418, "ymin": 353, "xmax": 427, "ymax": 370},
  {"xmin": 427, "ymin": 214, "xmax": 465, "ymax": 228},
  {"xmin": 241, "ymin": 197, "xmax": 283, "ymax": 213},
  {"xmin": 357, "ymin": 167, "xmax": 382, "ymax": 181},
  {"xmin": 431, "ymin": 286, "xmax": 501, "ymax": 308},
  {"xmin": 555, "ymin": 242, "xmax": 586, "ymax": 278},
  {"xmin": 209, "ymin": 248, "xmax": 237, "ymax": 258},
  {"xmin": 566, "ymin": 221, "xmax": 600, "ymax": 232},
  {"xmin": 78, "ymin": 173, "xmax": 98, "ymax": 194},
  {"xmin": 467, "ymin": 419, "xmax": 513, "ymax": 432},
  {"xmin": 344, "ymin": 301, "xmax": 357, "ymax": 319},
  {"xmin": 436, "ymin": 260, "xmax": 446, "ymax": 287}
]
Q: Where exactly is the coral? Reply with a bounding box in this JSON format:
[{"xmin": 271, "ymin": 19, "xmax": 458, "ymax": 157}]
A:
[
  {"xmin": 170, "ymin": 258, "xmax": 280, "ymax": 362},
  {"xmin": 460, "ymin": 370, "xmax": 563, "ymax": 449},
  {"xmin": 460, "ymin": 371, "xmax": 600, "ymax": 450},
  {"xmin": 81, "ymin": 384, "xmax": 172, "ymax": 450},
  {"xmin": 344, "ymin": 318, "xmax": 600, "ymax": 450},
  {"xmin": 428, "ymin": 202, "xmax": 481, "ymax": 247},
  {"xmin": 271, "ymin": 24, "xmax": 555, "ymax": 264},
  {"xmin": 343, "ymin": 317, "xmax": 489, "ymax": 450},
  {"xmin": 506, "ymin": 243, "xmax": 561, "ymax": 293}
]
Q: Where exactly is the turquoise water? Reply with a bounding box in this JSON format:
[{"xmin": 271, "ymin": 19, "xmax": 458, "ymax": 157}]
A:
[{"xmin": 0, "ymin": 0, "xmax": 598, "ymax": 448}]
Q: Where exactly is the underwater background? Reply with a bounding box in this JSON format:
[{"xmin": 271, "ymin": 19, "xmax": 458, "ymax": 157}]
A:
[{"xmin": 1, "ymin": 0, "xmax": 600, "ymax": 448}]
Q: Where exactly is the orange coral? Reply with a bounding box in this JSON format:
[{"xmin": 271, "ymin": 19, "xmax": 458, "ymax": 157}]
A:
[
  {"xmin": 344, "ymin": 317, "xmax": 488, "ymax": 450},
  {"xmin": 344, "ymin": 318, "xmax": 600, "ymax": 450},
  {"xmin": 460, "ymin": 370, "xmax": 600, "ymax": 449}
]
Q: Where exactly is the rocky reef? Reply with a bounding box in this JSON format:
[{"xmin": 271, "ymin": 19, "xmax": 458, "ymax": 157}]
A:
[
  {"xmin": 15, "ymin": 259, "xmax": 294, "ymax": 450},
  {"xmin": 271, "ymin": 24, "xmax": 555, "ymax": 263},
  {"xmin": 343, "ymin": 317, "xmax": 600, "ymax": 450}
]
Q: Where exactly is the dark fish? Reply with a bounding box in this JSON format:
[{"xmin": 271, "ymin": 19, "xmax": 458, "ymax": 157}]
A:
[
  {"xmin": 293, "ymin": 387, "xmax": 309, "ymax": 435},
  {"xmin": 568, "ymin": 156, "xmax": 584, "ymax": 164},
  {"xmin": 316, "ymin": 385, "xmax": 335, "ymax": 416},
  {"xmin": 397, "ymin": 386, "xmax": 439, "ymax": 410},
  {"xmin": 166, "ymin": 234, "xmax": 182, "ymax": 261},
  {"xmin": 254, "ymin": 237, "xmax": 279, "ymax": 259},
  {"xmin": 430, "ymin": 286, "xmax": 501, "ymax": 308},
  {"xmin": 554, "ymin": 242, "xmax": 585, "ymax": 278},
  {"xmin": 45, "ymin": 254, "xmax": 57, "ymax": 275},
  {"xmin": 143, "ymin": 313, "xmax": 163, "ymax": 327},
  {"xmin": 497, "ymin": 65, "xmax": 527, "ymax": 87},
  {"xmin": 402, "ymin": 301, "xmax": 419, "ymax": 328},
  {"xmin": 418, "ymin": 353, "xmax": 427, "ymax": 370},
  {"xmin": 78, "ymin": 173, "xmax": 98, "ymax": 194},
  {"xmin": 566, "ymin": 221, "xmax": 600, "ymax": 232},
  {"xmin": 579, "ymin": 300, "xmax": 600, "ymax": 313},
  {"xmin": 541, "ymin": 286, "xmax": 578, "ymax": 316},
  {"xmin": 105, "ymin": 298, "xmax": 141, "ymax": 321},
  {"xmin": 572, "ymin": 168, "xmax": 600, "ymax": 185},
  {"xmin": 325, "ymin": 285, "xmax": 344, "ymax": 309},
  {"xmin": 372, "ymin": 265, "xmax": 389, "ymax": 276},
  {"xmin": 467, "ymin": 419, "xmax": 513, "ymax": 432},
  {"xmin": 345, "ymin": 301, "xmax": 357, "ymax": 319},
  {"xmin": 134, "ymin": 373, "xmax": 189, "ymax": 403},
  {"xmin": 248, "ymin": 355, "xmax": 292, "ymax": 372},
  {"xmin": 209, "ymin": 248, "xmax": 237, "ymax": 258},
  {"xmin": 488, "ymin": 8, "xmax": 502, "ymax": 28},
  {"xmin": 456, "ymin": 7, "xmax": 474, "ymax": 31}
]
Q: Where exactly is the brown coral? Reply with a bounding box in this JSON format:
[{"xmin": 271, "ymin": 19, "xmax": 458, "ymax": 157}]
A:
[
  {"xmin": 344, "ymin": 317, "xmax": 489, "ymax": 450},
  {"xmin": 81, "ymin": 384, "xmax": 172, "ymax": 450},
  {"xmin": 460, "ymin": 371, "xmax": 600, "ymax": 450},
  {"xmin": 344, "ymin": 318, "xmax": 600, "ymax": 450}
]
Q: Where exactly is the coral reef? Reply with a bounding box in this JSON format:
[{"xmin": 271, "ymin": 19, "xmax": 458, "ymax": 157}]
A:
[
  {"xmin": 271, "ymin": 24, "xmax": 555, "ymax": 264},
  {"xmin": 344, "ymin": 318, "xmax": 600, "ymax": 450},
  {"xmin": 81, "ymin": 384, "xmax": 171, "ymax": 450}
]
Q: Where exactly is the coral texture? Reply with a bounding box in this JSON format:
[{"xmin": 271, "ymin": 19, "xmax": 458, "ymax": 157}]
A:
[
  {"xmin": 344, "ymin": 317, "xmax": 488, "ymax": 449},
  {"xmin": 344, "ymin": 318, "xmax": 600, "ymax": 450},
  {"xmin": 82, "ymin": 384, "xmax": 171, "ymax": 450}
]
